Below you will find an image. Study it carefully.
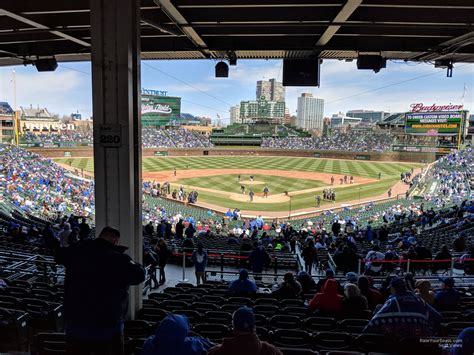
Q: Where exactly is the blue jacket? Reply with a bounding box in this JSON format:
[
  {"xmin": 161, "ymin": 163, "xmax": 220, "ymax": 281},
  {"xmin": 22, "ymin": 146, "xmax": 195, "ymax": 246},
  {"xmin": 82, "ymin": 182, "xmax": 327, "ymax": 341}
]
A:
[
  {"xmin": 249, "ymin": 246, "xmax": 270, "ymax": 272},
  {"xmin": 434, "ymin": 288, "xmax": 460, "ymax": 311},
  {"xmin": 228, "ymin": 279, "xmax": 257, "ymax": 294},
  {"xmin": 141, "ymin": 314, "xmax": 213, "ymax": 355}
]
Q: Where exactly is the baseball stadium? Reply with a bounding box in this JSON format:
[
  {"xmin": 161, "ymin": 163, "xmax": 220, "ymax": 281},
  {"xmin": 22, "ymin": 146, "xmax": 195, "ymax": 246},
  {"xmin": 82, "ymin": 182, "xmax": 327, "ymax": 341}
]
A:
[{"xmin": 1, "ymin": 1, "xmax": 474, "ymax": 355}]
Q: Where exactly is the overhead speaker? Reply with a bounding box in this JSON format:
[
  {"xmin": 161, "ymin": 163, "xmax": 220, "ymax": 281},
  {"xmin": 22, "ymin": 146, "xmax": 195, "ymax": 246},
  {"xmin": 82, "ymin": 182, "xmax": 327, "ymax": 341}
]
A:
[
  {"xmin": 356, "ymin": 55, "xmax": 386, "ymax": 73},
  {"xmin": 34, "ymin": 58, "xmax": 58, "ymax": 72},
  {"xmin": 215, "ymin": 61, "xmax": 229, "ymax": 77},
  {"xmin": 283, "ymin": 59, "xmax": 321, "ymax": 87}
]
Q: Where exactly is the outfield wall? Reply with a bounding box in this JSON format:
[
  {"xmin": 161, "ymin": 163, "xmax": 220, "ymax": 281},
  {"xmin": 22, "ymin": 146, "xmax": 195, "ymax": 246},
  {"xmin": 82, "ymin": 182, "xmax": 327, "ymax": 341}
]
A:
[{"xmin": 28, "ymin": 147, "xmax": 435, "ymax": 163}]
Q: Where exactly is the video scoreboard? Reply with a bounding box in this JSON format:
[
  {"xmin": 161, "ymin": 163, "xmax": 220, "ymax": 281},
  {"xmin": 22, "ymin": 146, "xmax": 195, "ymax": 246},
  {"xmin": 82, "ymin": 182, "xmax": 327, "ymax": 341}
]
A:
[{"xmin": 405, "ymin": 110, "xmax": 465, "ymax": 136}]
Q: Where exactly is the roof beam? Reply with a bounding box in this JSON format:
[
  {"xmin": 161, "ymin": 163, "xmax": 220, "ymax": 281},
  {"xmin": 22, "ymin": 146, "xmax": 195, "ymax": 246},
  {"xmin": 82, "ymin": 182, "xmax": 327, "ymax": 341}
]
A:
[
  {"xmin": 154, "ymin": 0, "xmax": 212, "ymax": 58},
  {"xmin": 316, "ymin": 0, "xmax": 362, "ymax": 46},
  {"xmin": 0, "ymin": 8, "xmax": 90, "ymax": 47}
]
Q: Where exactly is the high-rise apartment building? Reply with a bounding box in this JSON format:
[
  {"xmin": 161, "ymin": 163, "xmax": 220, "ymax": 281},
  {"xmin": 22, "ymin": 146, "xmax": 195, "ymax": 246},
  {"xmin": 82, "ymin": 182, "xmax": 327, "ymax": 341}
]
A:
[
  {"xmin": 229, "ymin": 105, "xmax": 240, "ymax": 124},
  {"xmin": 296, "ymin": 93, "xmax": 324, "ymax": 131}
]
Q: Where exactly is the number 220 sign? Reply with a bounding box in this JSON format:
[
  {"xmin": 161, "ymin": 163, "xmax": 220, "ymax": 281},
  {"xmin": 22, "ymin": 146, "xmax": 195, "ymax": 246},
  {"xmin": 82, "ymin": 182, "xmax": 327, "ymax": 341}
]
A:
[{"xmin": 98, "ymin": 124, "xmax": 122, "ymax": 147}]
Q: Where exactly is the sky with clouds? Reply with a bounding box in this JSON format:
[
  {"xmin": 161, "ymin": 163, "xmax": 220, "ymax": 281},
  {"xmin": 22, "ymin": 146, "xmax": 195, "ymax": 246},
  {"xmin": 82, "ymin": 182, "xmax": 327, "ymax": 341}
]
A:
[{"xmin": 0, "ymin": 59, "xmax": 472, "ymax": 122}]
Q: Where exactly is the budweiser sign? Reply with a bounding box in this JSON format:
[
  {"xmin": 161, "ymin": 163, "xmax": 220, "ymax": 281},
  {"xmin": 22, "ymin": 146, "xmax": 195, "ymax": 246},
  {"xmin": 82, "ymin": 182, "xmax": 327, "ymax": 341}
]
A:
[{"xmin": 410, "ymin": 103, "xmax": 464, "ymax": 112}]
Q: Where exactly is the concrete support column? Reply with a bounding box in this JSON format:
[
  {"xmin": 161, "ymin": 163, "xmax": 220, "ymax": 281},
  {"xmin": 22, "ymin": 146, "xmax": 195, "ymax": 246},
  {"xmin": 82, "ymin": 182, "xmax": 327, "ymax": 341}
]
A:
[{"xmin": 90, "ymin": 0, "xmax": 142, "ymax": 317}]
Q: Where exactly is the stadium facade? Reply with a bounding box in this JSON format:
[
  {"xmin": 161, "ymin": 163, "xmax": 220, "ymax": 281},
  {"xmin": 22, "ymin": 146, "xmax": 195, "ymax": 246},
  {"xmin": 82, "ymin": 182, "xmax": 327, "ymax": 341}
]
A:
[
  {"xmin": 330, "ymin": 112, "xmax": 362, "ymax": 128},
  {"xmin": 240, "ymin": 96, "xmax": 285, "ymax": 124},
  {"xmin": 346, "ymin": 109, "xmax": 390, "ymax": 123},
  {"xmin": 296, "ymin": 93, "xmax": 324, "ymax": 131},
  {"xmin": 0, "ymin": 102, "xmax": 16, "ymax": 143}
]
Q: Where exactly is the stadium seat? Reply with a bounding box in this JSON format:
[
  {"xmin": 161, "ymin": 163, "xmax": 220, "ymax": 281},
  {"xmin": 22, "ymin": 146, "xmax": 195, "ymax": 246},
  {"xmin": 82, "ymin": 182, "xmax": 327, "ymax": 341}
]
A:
[
  {"xmin": 283, "ymin": 306, "xmax": 309, "ymax": 317},
  {"xmin": 313, "ymin": 332, "xmax": 353, "ymax": 351},
  {"xmin": 338, "ymin": 319, "xmax": 369, "ymax": 334},
  {"xmin": 0, "ymin": 308, "xmax": 29, "ymax": 351},
  {"xmin": 193, "ymin": 323, "xmax": 231, "ymax": 343},
  {"xmin": 202, "ymin": 310, "xmax": 229, "ymax": 322},
  {"xmin": 279, "ymin": 347, "xmax": 318, "ymax": 355},
  {"xmin": 442, "ymin": 322, "xmax": 474, "ymax": 337},
  {"xmin": 397, "ymin": 337, "xmax": 442, "ymax": 355},
  {"xmin": 124, "ymin": 320, "xmax": 154, "ymax": 339},
  {"xmin": 138, "ymin": 307, "xmax": 168, "ymax": 323},
  {"xmin": 31, "ymin": 332, "xmax": 66, "ymax": 355},
  {"xmin": 270, "ymin": 329, "xmax": 313, "ymax": 349},
  {"xmin": 148, "ymin": 292, "xmax": 172, "ymax": 301},
  {"xmin": 304, "ymin": 317, "xmax": 337, "ymax": 332},
  {"xmin": 254, "ymin": 304, "xmax": 280, "ymax": 318},
  {"xmin": 269, "ymin": 314, "xmax": 303, "ymax": 330},
  {"xmin": 192, "ymin": 302, "xmax": 220, "ymax": 313},
  {"xmin": 355, "ymin": 333, "xmax": 394, "ymax": 353}
]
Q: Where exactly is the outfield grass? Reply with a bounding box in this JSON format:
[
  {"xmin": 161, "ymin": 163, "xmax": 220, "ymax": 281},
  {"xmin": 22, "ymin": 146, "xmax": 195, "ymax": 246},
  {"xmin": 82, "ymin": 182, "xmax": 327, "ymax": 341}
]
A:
[
  {"xmin": 56, "ymin": 156, "xmax": 419, "ymax": 179},
  {"xmin": 176, "ymin": 174, "xmax": 326, "ymax": 194}
]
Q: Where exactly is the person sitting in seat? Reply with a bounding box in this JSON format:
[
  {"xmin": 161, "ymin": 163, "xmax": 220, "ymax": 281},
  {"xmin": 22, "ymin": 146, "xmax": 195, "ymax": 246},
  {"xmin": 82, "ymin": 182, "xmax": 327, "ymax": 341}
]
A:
[
  {"xmin": 434, "ymin": 277, "xmax": 460, "ymax": 312},
  {"xmin": 272, "ymin": 272, "xmax": 302, "ymax": 299},
  {"xmin": 415, "ymin": 279, "xmax": 435, "ymax": 305},
  {"xmin": 308, "ymin": 278, "xmax": 343, "ymax": 316},
  {"xmin": 358, "ymin": 276, "xmax": 384, "ymax": 311},
  {"xmin": 208, "ymin": 307, "xmax": 282, "ymax": 355},
  {"xmin": 142, "ymin": 314, "xmax": 213, "ymax": 355},
  {"xmin": 296, "ymin": 270, "xmax": 316, "ymax": 294},
  {"xmin": 341, "ymin": 283, "xmax": 368, "ymax": 317},
  {"xmin": 362, "ymin": 277, "xmax": 441, "ymax": 339},
  {"xmin": 228, "ymin": 269, "xmax": 257, "ymax": 296}
]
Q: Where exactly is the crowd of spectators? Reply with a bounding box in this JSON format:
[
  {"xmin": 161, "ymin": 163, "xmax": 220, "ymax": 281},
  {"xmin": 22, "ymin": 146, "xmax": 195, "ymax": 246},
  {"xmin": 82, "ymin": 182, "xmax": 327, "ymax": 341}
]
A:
[
  {"xmin": 22, "ymin": 131, "xmax": 93, "ymax": 144},
  {"xmin": 142, "ymin": 127, "xmax": 213, "ymax": 148},
  {"xmin": 1, "ymin": 144, "xmax": 95, "ymax": 219},
  {"xmin": 420, "ymin": 148, "xmax": 473, "ymax": 205},
  {"xmin": 21, "ymin": 127, "xmax": 214, "ymax": 149},
  {"xmin": 261, "ymin": 130, "xmax": 395, "ymax": 152}
]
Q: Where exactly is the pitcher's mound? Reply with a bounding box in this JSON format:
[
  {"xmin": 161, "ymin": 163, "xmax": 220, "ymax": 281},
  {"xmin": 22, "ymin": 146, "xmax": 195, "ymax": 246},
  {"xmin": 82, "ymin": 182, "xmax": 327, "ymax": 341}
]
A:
[
  {"xmin": 239, "ymin": 180, "xmax": 265, "ymax": 185},
  {"xmin": 229, "ymin": 193, "xmax": 289, "ymax": 204}
]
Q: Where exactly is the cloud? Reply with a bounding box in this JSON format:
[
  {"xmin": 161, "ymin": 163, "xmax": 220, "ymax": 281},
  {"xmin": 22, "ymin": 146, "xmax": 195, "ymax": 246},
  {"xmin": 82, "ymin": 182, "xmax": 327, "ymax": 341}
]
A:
[
  {"xmin": 226, "ymin": 61, "xmax": 282, "ymax": 85},
  {"xmin": 0, "ymin": 68, "xmax": 91, "ymax": 117}
]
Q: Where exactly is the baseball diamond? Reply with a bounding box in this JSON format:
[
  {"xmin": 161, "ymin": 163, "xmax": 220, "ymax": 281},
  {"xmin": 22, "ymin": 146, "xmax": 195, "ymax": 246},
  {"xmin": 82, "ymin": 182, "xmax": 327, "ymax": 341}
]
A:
[{"xmin": 55, "ymin": 156, "xmax": 421, "ymax": 216}]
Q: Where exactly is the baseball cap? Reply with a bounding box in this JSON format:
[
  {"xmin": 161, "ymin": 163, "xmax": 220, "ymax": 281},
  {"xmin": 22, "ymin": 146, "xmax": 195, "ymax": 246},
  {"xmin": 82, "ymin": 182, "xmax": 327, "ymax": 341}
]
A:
[
  {"xmin": 388, "ymin": 277, "xmax": 406, "ymax": 292},
  {"xmin": 346, "ymin": 272, "xmax": 358, "ymax": 283},
  {"xmin": 233, "ymin": 306, "xmax": 255, "ymax": 332},
  {"xmin": 439, "ymin": 277, "xmax": 455, "ymax": 288}
]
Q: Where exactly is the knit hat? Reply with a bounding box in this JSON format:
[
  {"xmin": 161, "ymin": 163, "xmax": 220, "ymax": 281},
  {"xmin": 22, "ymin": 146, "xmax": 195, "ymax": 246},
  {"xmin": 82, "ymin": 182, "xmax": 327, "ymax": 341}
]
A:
[
  {"xmin": 233, "ymin": 306, "xmax": 255, "ymax": 332},
  {"xmin": 346, "ymin": 272, "xmax": 358, "ymax": 283}
]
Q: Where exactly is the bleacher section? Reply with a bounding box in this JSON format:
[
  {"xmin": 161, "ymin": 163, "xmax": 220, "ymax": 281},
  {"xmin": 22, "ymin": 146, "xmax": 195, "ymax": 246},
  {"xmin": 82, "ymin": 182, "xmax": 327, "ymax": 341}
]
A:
[{"xmin": 210, "ymin": 124, "xmax": 309, "ymax": 146}]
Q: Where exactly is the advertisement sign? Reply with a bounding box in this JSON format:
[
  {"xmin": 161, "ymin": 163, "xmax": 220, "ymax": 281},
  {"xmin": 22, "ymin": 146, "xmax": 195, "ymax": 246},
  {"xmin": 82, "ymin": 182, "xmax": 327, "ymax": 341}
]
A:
[
  {"xmin": 355, "ymin": 155, "xmax": 371, "ymax": 160},
  {"xmin": 392, "ymin": 145, "xmax": 456, "ymax": 154},
  {"xmin": 405, "ymin": 111, "xmax": 463, "ymax": 136},
  {"xmin": 141, "ymin": 88, "xmax": 181, "ymax": 126},
  {"xmin": 154, "ymin": 151, "xmax": 168, "ymax": 156}
]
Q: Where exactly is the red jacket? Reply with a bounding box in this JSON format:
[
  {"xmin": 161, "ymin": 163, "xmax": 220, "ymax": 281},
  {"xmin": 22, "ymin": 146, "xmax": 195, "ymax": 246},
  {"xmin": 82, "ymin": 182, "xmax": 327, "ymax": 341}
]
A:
[{"xmin": 308, "ymin": 279, "xmax": 343, "ymax": 313}]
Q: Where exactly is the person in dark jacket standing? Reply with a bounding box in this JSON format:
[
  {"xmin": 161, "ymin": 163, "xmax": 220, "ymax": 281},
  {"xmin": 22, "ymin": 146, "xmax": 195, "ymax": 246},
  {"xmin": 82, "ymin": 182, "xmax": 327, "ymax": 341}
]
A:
[
  {"xmin": 192, "ymin": 242, "xmax": 208, "ymax": 285},
  {"xmin": 249, "ymin": 242, "xmax": 271, "ymax": 281},
  {"xmin": 156, "ymin": 238, "xmax": 171, "ymax": 285},
  {"xmin": 56, "ymin": 226, "xmax": 145, "ymax": 355},
  {"xmin": 175, "ymin": 219, "xmax": 185, "ymax": 239},
  {"xmin": 301, "ymin": 241, "xmax": 317, "ymax": 275}
]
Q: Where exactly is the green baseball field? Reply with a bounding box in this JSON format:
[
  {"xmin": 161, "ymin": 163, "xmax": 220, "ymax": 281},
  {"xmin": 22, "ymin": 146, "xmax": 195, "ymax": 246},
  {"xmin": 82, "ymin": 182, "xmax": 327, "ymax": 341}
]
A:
[{"xmin": 55, "ymin": 156, "xmax": 421, "ymax": 214}]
